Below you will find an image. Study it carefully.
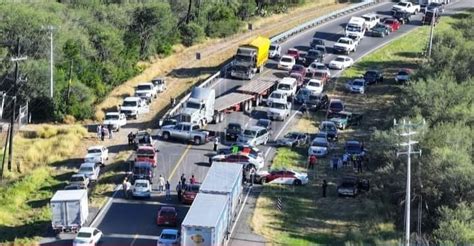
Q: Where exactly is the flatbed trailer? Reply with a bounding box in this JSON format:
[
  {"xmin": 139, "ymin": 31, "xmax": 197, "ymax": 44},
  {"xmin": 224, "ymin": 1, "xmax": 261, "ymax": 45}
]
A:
[{"xmin": 213, "ymin": 79, "xmax": 276, "ymax": 123}]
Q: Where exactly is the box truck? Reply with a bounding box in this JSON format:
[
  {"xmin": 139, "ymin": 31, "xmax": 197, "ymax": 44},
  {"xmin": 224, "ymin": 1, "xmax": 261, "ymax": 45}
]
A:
[
  {"xmin": 181, "ymin": 193, "xmax": 230, "ymax": 246},
  {"xmin": 180, "ymin": 87, "xmax": 216, "ymax": 127},
  {"xmin": 199, "ymin": 162, "xmax": 243, "ymax": 219},
  {"xmin": 231, "ymin": 36, "xmax": 271, "ymax": 80},
  {"xmin": 50, "ymin": 189, "xmax": 89, "ymax": 233}
]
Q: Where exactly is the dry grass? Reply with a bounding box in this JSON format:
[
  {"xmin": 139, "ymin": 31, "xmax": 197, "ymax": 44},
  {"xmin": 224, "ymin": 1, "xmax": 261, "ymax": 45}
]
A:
[{"xmin": 95, "ymin": 0, "xmax": 346, "ymax": 121}]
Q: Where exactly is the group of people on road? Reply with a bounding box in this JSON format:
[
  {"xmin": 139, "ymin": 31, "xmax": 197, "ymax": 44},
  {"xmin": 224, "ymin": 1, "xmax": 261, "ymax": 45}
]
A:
[
  {"xmin": 97, "ymin": 124, "xmax": 114, "ymax": 141},
  {"xmin": 176, "ymin": 173, "xmax": 197, "ymax": 202}
]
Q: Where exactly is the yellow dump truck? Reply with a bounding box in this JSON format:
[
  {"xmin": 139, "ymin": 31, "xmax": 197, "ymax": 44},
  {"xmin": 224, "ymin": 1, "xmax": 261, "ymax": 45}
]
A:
[{"xmin": 231, "ymin": 36, "xmax": 271, "ymax": 80}]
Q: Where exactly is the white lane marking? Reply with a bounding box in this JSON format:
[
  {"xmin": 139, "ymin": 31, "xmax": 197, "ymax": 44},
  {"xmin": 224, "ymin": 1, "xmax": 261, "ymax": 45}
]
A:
[
  {"xmin": 229, "ymin": 187, "xmax": 252, "ymax": 239},
  {"xmin": 130, "ymin": 234, "xmax": 139, "ymax": 245},
  {"xmin": 264, "ymin": 107, "xmax": 300, "ymax": 158},
  {"xmin": 107, "ymin": 233, "xmax": 160, "ymax": 241},
  {"xmin": 90, "ymin": 185, "xmax": 121, "ymax": 228}
]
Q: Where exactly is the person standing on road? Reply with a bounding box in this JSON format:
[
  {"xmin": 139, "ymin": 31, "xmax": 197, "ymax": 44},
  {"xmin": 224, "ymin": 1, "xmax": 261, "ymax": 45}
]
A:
[
  {"xmin": 213, "ymin": 137, "xmax": 219, "ymax": 151},
  {"xmin": 122, "ymin": 178, "xmax": 129, "ymax": 199},
  {"xmin": 352, "ymin": 154, "xmax": 357, "ymax": 169},
  {"xmin": 357, "ymin": 156, "xmax": 363, "ymax": 173},
  {"xmin": 108, "ymin": 124, "xmax": 113, "ymax": 139},
  {"xmin": 176, "ymin": 181, "xmax": 183, "ymax": 201},
  {"xmin": 342, "ymin": 153, "xmax": 349, "ymax": 167},
  {"xmin": 158, "ymin": 175, "xmax": 165, "ymax": 193},
  {"xmin": 180, "ymin": 173, "xmax": 186, "ymax": 185},
  {"xmin": 96, "ymin": 125, "xmax": 102, "ymax": 139},
  {"xmin": 322, "ymin": 180, "xmax": 328, "ymax": 198},
  {"xmin": 308, "ymin": 155, "xmax": 317, "ymax": 170},
  {"xmin": 165, "ymin": 181, "xmax": 171, "ymax": 201},
  {"xmin": 190, "ymin": 175, "xmax": 196, "ymax": 185},
  {"xmin": 249, "ymin": 167, "xmax": 256, "ymax": 187}
]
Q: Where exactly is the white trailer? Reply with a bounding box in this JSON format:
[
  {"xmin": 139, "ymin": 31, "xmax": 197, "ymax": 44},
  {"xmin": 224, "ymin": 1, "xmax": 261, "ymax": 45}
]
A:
[
  {"xmin": 50, "ymin": 189, "xmax": 89, "ymax": 233},
  {"xmin": 181, "ymin": 193, "xmax": 230, "ymax": 246},
  {"xmin": 199, "ymin": 162, "xmax": 243, "ymax": 220}
]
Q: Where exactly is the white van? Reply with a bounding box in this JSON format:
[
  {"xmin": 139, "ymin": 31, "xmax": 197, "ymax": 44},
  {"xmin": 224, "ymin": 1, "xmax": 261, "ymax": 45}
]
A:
[
  {"xmin": 276, "ymin": 77, "xmax": 298, "ymax": 98},
  {"xmin": 345, "ymin": 17, "xmax": 366, "ymax": 39}
]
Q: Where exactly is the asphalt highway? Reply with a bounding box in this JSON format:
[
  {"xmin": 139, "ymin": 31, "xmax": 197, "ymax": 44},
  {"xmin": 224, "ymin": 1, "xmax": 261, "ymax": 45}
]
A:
[{"xmin": 41, "ymin": 0, "xmax": 472, "ymax": 245}]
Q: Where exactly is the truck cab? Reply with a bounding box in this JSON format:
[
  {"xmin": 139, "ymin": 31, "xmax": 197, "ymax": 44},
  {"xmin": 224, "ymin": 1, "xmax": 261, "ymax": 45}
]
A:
[
  {"xmin": 231, "ymin": 36, "xmax": 270, "ymax": 80},
  {"xmin": 135, "ymin": 146, "xmax": 157, "ymax": 168},
  {"xmin": 103, "ymin": 112, "xmax": 126, "ymax": 131},
  {"xmin": 151, "ymin": 77, "xmax": 167, "ymax": 93},
  {"xmin": 120, "ymin": 97, "xmax": 145, "ymax": 119},
  {"xmin": 345, "ymin": 17, "xmax": 366, "ymax": 40},
  {"xmin": 267, "ymin": 99, "xmax": 291, "ymax": 121},
  {"xmin": 180, "ymin": 87, "xmax": 216, "ymax": 127},
  {"xmin": 333, "ymin": 37, "xmax": 357, "ymax": 54},
  {"xmin": 135, "ymin": 82, "xmax": 156, "ymax": 104},
  {"xmin": 276, "ymin": 77, "xmax": 298, "ymax": 98},
  {"xmin": 161, "ymin": 122, "xmax": 209, "ymax": 145},
  {"xmin": 361, "ymin": 13, "xmax": 380, "ymax": 30}
]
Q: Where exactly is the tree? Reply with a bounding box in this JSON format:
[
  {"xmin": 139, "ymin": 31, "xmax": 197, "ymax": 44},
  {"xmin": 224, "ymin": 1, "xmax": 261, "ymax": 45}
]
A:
[
  {"xmin": 237, "ymin": 0, "xmax": 256, "ymax": 20},
  {"xmin": 180, "ymin": 22, "xmax": 205, "ymax": 46},
  {"xmin": 434, "ymin": 203, "xmax": 474, "ymax": 245}
]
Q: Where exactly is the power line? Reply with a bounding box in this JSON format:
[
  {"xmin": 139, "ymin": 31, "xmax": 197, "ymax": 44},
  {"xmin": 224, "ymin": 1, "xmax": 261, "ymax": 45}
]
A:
[{"xmin": 395, "ymin": 119, "xmax": 424, "ymax": 246}]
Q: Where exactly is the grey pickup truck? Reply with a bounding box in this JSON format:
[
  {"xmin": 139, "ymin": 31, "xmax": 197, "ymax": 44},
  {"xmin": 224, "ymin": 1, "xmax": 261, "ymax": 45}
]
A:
[{"xmin": 161, "ymin": 122, "xmax": 210, "ymax": 145}]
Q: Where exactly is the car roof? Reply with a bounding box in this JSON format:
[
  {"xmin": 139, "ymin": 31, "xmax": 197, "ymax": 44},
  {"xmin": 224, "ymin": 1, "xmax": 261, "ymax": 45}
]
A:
[
  {"xmin": 161, "ymin": 229, "xmax": 179, "ymax": 235},
  {"xmin": 159, "ymin": 206, "xmax": 176, "ymax": 212},
  {"xmin": 271, "ymin": 98, "xmax": 288, "ymax": 104},
  {"xmin": 330, "ymin": 98, "xmax": 343, "ymax": 103},
  {"xmin": 247, "ymin": 126, "xmax": 266, "ymax": 131},
  {"xmin": 134, "ymin": 162, "xmax": 153, "ymax": 167},
  {"xmin": 88, "ymin": 145, "xmax": 104, "ymax": 150},
  {"xmin": 106, "ymin": 112, "xmax": 120, "ymax": 115},
  {"xmin": 280, "ymin": 55, "xmax": 295, "ymax": 60},
  {"xmin": 80, "ymin": 162, "xmax": 96, "ymax": 168},
  {"xmin": 137, "ymin": 145, "xmax": 154, "ymax": 150},
  {"xmin": 321, "ymin": 120, "xmax": 337, "ymax": 125},
  {"xmin": 72, "ymin": 173, "xmax": 86, "ymax": 178},
  {"xmin": 124, "ymin": 96, "xmax": 141, "ymax": 101},
  {"xmin": 137, "ymin": 82, "xmax": 153, "ymax": 86},
  {"xmin": 280, "ymin": 77, "xmax": 297, "ymax": 84},
  {"xmin": 308, "ymin": 79, "xmax": 322, "ymax": 83},
  {"xmin": 362, "ymin": 13, "xmax": 377, "ymax": 18},
  {"xmin": 336, "ymin": 55, "xmax": 350, "ymax": 59},
  {"xmin": 346, "ymin": 140, "xmax": 361, "ymax": 145},
  {"xmin": 134, "ymin": 179, "xmax": 150, "ymax": 183},
  {"xmin": 78, "ymin": 227, "xmax": 95, "ymax": 233},
  {"xmin": 288, "ymin": 48, "xmax": 298, "ymax": 51}
]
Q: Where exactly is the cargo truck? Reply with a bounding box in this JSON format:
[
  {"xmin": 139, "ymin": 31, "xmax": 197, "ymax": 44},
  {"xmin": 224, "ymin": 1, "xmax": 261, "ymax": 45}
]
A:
[
  {"xmin": 199, "ymin": 162, "xmax": 243, "ymax": 220},
  {"xmin": 180, "ymin": 87, "xmax": 216, "ymax": 127},
  {"xmin": 181, "ymin": 193, "xmax": 230, "ymax": 246},
  {"xmin": 50, "ymin": 189, "xmax": 89, "ymax": 233},
  {"xmin": 231, "ymin": 36, "xmax": 271, "ymax": 80}
]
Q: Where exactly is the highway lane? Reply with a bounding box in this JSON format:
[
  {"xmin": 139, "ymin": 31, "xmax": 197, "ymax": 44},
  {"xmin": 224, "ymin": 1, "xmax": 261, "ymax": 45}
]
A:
[{"xmin": 73, "ymin": 1, "xmax": 472, "ymax": 245}]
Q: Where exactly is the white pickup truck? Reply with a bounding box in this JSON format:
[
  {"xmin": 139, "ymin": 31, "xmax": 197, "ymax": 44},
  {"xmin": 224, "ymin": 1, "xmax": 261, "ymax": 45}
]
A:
[
  {"xmin": 333, "ymin": 37, "xmax": 358, "ymax": 54},
  {"xmin": 103, "ymin": 112, "xmax": 127, "ymax": 131},
  {"xmin": 392, "ymin": 1, "xmax": 420, "ymax": 14},
  {"xmin": 361, "ymin": 13, "xmax": 380, "ymax": 30}
]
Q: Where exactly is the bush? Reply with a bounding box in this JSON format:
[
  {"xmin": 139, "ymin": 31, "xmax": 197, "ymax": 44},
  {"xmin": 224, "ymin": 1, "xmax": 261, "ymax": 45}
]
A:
[{"xmin": 180, "ymin": 22, "xmax": 205, "ymax": 47}]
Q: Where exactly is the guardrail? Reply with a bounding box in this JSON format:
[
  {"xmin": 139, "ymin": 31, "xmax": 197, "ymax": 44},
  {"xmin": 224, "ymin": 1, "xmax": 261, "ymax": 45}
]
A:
[{"xmin": 159, "ymin": 0, "xmax": 377, "ymax": 123}]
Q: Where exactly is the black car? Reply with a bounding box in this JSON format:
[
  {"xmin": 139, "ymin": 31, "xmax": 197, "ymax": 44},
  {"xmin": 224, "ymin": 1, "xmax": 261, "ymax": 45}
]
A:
[
  {"xmin": 344, "ymin": 140, "xmax": 365, "ymax": 156},
  {"xmin": 392, "ymin": 10, "xmax": 412, "ymax": 24},
  {"xmin": 132, "ymin": 162, "xmax": 153, "ymax": 183},
  {"xmin": 314, "ymin": 45, "xmax": 327, "ymax": 59},
  {"xmin": 369, "ymin": 23, "xmax": 390, "ymax": 37},
  {"xmin": 256, "ymin": 119, "xmax": 272, "ymax": 131},
  {"xmin": 295, "ymin": 88, "xmax": 312, "ymax": 104},
  {"xmin": 305, "ymin": 49, "xmax": 323, "ymax": 66},
  {"xmin": 310, "ymin": 38, "xmax": 325, "ymax": 49},
  {"xmin": 277, "ymin": 132, "xmax": 309, "ymax": 147},
  {"xmin": 426, "ymin": 2, "xmax": 444, "ymax": 13},
  {"xmin": 422, "ymin": 10, "xmax": 440, "ymax": 25},
  {"xmin": 305, "ymin": 93, "xmax": 329, "ymax": 111},
  {"xmin": 363, "ymin": 70, "xmax": 384, "ymax": 84},
  {"xmin": 337, "ymin": 176, "xmax": 359, "ymax": 197},
  {"xmin": 225, "ymin": 123, "xmax": 242, "ymax": 141}
]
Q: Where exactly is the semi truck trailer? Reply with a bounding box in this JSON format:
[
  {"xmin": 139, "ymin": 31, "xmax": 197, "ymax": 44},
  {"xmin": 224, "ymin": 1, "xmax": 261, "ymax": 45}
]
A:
[{"xmin": 231, "ymin": 36, "xmax": 271, "ymax": 80}]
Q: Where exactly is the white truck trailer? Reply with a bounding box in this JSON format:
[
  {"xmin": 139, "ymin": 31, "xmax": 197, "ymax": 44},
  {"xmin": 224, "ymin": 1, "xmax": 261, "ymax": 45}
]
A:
[
  {"xmin": 180, "ymin": 87, "xmax": 216, "ymax": 127},
  {"xmin": 50, "ymin": 189, "xmax": 89, "ymax": 233},
  {"xmin": 199, "ymin": 162, "xmax": 243, "ymax": 220},
  {"xmin": 181, "ymin": 193, "xmax": 230, "ymax": 246}
]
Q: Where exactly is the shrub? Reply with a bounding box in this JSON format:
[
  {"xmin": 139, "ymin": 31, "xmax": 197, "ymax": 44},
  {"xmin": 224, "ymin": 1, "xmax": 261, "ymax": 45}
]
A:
[{"xmin": 180, "ymin": 22, "xmax": 205, "ymax": 47}]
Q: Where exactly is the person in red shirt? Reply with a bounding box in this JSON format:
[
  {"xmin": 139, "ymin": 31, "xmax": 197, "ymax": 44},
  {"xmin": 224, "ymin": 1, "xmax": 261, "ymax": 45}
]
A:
[
  {"xmin": 308, "ymin": 155, "xmax": 317, "ymax": 169},
  {"xmin": 190, "ymin": 175, "xmax": 196, "ymax": 184}
]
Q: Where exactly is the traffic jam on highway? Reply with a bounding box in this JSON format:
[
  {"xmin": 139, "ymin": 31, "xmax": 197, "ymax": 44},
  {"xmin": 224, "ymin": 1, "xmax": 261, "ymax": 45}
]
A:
[{"xmin": 47, "ymin": 2, "xmax": 445, "ymax": 245}]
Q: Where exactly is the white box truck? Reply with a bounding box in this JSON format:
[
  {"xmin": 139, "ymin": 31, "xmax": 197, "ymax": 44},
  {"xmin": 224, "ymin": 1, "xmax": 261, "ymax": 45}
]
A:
[
  {"xmin": 199, "ymin": 162, "xmax": 243, "ymax": 219},
  {"xmin": 50, "ymin": 189, "xmax": 89, "ymax": 233},
  {"xmin": 181, "ymin": 193, "xmax": 230, "ymax": 246}
]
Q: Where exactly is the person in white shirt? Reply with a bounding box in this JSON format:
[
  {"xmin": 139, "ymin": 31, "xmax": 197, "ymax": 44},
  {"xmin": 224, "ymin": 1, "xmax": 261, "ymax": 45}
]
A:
[{"xmin": 158, "ymin": 175, "xmax": 165, "ymax": 193}]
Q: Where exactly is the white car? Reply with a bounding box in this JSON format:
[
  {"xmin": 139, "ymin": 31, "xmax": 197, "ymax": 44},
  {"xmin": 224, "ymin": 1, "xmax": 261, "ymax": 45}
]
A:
[
  {"xmin": 132, "ymin": 179, "xmax": 152, "ymax": 198},
  {"xmin": 135, "ymin": 82, "xmax": 157, "ymax": 103},
  {"xmin": 157, "ymin": 229, "xmax": 180, "ymax": 246},
  {"xmin": 120, "ymin": 96, "xmax": 146, "ymax": 119},
  {"xmin": 238, "ymin": 126, "xmax": 270, "ymax": 146},
  {"xmin": 266, "ymin": 91, "xmax": 288, "ymax": 107},
  {"xmin": 345, "ymin": 78, "xmax": 366, "ymax": 94},
  {"xmin": 103, "ymin": 112, "xmax": 127, "ymax": 131},
  {"xmin": 329, "ymin": 56, "xmax": 354, "ymax": 70},
  {"xmin": 395, "ymin": 69, "xmax": 412, "ymax": 83},
  {"xmin": 305, "ymin": 79, "xmax": 324, "ymax": 94},
  {"xmin": 278, "ymin": 55, "xmax": 296, "ymax": 70},
  {"xmin": 308, "ymin": 137, "xmax": 330, "ymax": 157},
  {"xmin": 84, "ymin": 146, "xmax": 109, "ymax": 164},
  {"xmin": 212, "ymin": 152, "xmax": 265, "ymax": 170},
  {"xmin": 78, "ymin": 162, "xmax": 101, "ymax": 181},
  {"xmin": 307, "ymin": 62, "xmax": 330, "ymax": 76},
  {"xmin": 73, "ymin": 227, "xmax": 102, "ymax": 246},
  {"xmin": 151, "ymin": 77, "xmax": 167, "ymax": 93},
  {"xmin": 267, "ymin": 99, "xmax": 291, "ymax": 121},
  {"xmin": 256, "ymin": 169, "xmax": 309, "ymax": 185},
  {"xmin": 269, "ymin": 43, "xmax": 282, "ymax": 59}
]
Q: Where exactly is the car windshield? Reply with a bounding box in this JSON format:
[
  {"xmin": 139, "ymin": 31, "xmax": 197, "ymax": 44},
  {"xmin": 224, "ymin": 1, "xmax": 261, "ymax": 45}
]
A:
[
  {"xmin": 186, "ymin": 102, "xmax": 201, "ymax": 109},
  {"xmin": 335, "ymin": 57, "xmax": 345, "ymax": 62},
  {"xmin": 288, "ymin": 50, "xmax": 298, "ymax": 55},
  {"xmin": 228, "ymin": 124, "xmax": 241, "ymax": 130},
  {"xmin": 284, "ymin": 132, "xmax": 298, "ymax": 139},
  {"xmin": 312, "ymin": 141, "xmax": 327, "ymax": 147},
  {"xmin": 88, "ymin": 149, "xmax": 101, "ymax": 154},
  {"xmin": 186, "ymin": 185, "xmax": 200, "ymax": 192},
  {"xmin": 270, "ymin": 93, "xmax": 283, "ymax": 99},
  {"xmin": 281, "ymin": 57, "xmax": 293, "ymax": 63},
  {"xmin": 362, "ymin": 16, "xmax": 371, "ymax": 22},
  {"xmin": 314, "ymin": 72, "xmax": 326, "ymax": 78},
  {"xmin": 309, "ymin": 95, "xmax": 321, "ymax": 101},
  {"xmin": 257, "ymin": 120, "xmax": 270, "ymax": 128},
  {"xmin": 346, "ymin": 144, "xmax": 362, "ymax": 152},
  {"xmin": 374, "ymin": 23, "xmax": 386, "ymax": 29},
  {"xmin": 105, "ymin": 114, "xmax": 119, "ymax": 120},
  {"xmin": 160, "ymin": 210, "xmax": 176, "ymax": 216},
  {"xmin": 161, "ymin": 233, "xmax": 177, "ymax": 240},
  {"xmin": 308, "ymin": 51, "xmax": 319, "ymax": 57},
  {"xmin": 243, "ymin": 130, "xmax": 257, "ymax": 137},
  {"xmin": 365, "ymin": 71, "xmax": 377, "ymax": 77},
  {"xmin": 278, "ymin": 84, "xmax": 291, "ymax": 90},
  {"xmin": 322, "ymin": 123, "xmax": 336, "ymax": 131},
  {"xmin": 135, "ymin": 182, "xmax": 148, "ymax": 188},
  {"xmin": 270, "ymin": 45, "xmax": 277, "ymax": 51},
  {"xmin": 308, "ymin": 81, "xmax": 321, "ymax": 87},
  {"xmin": 330, "ymin": 102, "xmax": 344, "ymax": 111},
  {"xmin": 346, "ymin": 25, "xmax": 362, "ymax": 32},
  {"xmin": 76, "ymin": 232, "xmax": 91, "ymax": 238},
  {"xmin": 385, "ymin": 20, "xmax": 394, "ymax": 25},
  {"xmin": 272, "ymin": 102, "xmax": 286, "ymax": 109},
  {"xmin": 398, "ymin": 2, "xmax": 409, "ymax": 6},
  {"xmin": 338, "ymin": 39, "xmax": 351, "ymax": 44},
  {"xmin": 341, "ymin": 181, "xmax": 356, "ymax": 188},
  {"xmin": 315, "ymin": 64, "xmax": 326, "ymax": 70},
  {"xmin": 312, "ymin": 39, "xmax": 323, "ymax": 45},
  {"xmin": 235, "ymin": 54, "xmax": 251, "ymax": 63},
  {"xmin": 122, "ymin": 101, "xmax": 137, "ymax": 107},
  {"xmin": 137, "ymin": 149, "xmax": 154, "ymax": 156},
  {"xmin": 137, "ymin": 85, "xmax": 152, "ymax": 90},
  {"xmin": 79, "ymin": 167, "xmax": 93, "ymax": 172},
  {"xmin": 398, "ymin": 71, "xmax": 409, "ymax": 76},
  {"xmin": 353, "ymin": 81, "xmax": 364, "ymax": 86},
  {"xmin": 292, "ymin": 65, "xmax": 304, "ymax": 71},
  {"xmin": 70, "ymin": 176, "xmax": 84, "ymax": 182},
  {"xmin": 316, "ymin": 46, "xmax": 325, "ymax": 52}
]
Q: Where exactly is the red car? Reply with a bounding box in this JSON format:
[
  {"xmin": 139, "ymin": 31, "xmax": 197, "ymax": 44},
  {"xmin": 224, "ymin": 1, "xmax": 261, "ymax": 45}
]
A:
[
  {"xmin": 383, "ymin": 18, "xmax": 401, "ymax": 32},
  {"xmin": 290, "ymin": 64, "xmax": 306, "ymax": 78},
  {"xmin": 312, "ymin": 70, "xmax": 330, "ymax": 86},
  {"xmin": 156, "ymin": 206, "xmax": 178, "ymax": 226},
  {"xmin": 257, "ymin": 169, "xmax": 309, "ymax": 185},
  {"xmin": 135, "ymin": 146, "xmax": 157, "ymax": 167},
  {"xmin": 182, "ymin": 183, "xmax": 200, "ymax": 205},
  {"xmin": 287, "ymin": 48, "xmax": 300, "ymax": 60},
  {"xmin": 290, "ymin": 73, "xmax": 304, "ymax": 88}
]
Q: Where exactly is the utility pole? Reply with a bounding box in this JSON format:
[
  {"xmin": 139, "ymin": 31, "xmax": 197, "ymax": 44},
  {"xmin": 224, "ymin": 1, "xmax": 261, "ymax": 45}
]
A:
[
  {"xmin": 427, "ymin": 8, "xmax": 437, "ymax": 57},
  {"xmin": 48, "ymin": 26, "xmax": 55, "ymax": 98},
  {"xmin": 7, "ymin": 38, "xmax": 27, "ymax": 173},
  {"xmin": 395, "ymin": 119, "xmax": 424, "ymax": 246}
]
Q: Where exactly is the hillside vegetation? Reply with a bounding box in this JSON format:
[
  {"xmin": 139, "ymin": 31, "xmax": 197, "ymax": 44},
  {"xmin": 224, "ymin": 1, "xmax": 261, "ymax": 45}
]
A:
[{"xmin": 0, "ymin": 0, "xmax": 319, "ymax": 122}]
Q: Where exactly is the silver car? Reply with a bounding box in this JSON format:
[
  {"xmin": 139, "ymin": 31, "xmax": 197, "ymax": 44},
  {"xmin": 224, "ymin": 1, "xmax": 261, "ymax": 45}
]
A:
[{"xmin": 238, "ymin": 126, "xmax": 270, "ymax": 146}]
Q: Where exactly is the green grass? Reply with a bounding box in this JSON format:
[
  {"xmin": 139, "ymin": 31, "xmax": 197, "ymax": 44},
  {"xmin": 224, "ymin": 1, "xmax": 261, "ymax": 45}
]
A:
[{"xmin": 252, "ymin": 16, "xmax": 459, "ymax": 245}]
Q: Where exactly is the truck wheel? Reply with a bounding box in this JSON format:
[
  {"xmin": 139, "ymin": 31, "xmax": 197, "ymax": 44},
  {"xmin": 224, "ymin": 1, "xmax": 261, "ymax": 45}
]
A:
[
  {"xmin": 162, "ymin": 132, "xmax": 170, "ymax": 140},
  {"xmin": 219, "ymin": 112, "xmax": 225, "ymax": 122},
  {"xmin": 194, "ymin": 137, "xmax": 202, "ymax": 145}
]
